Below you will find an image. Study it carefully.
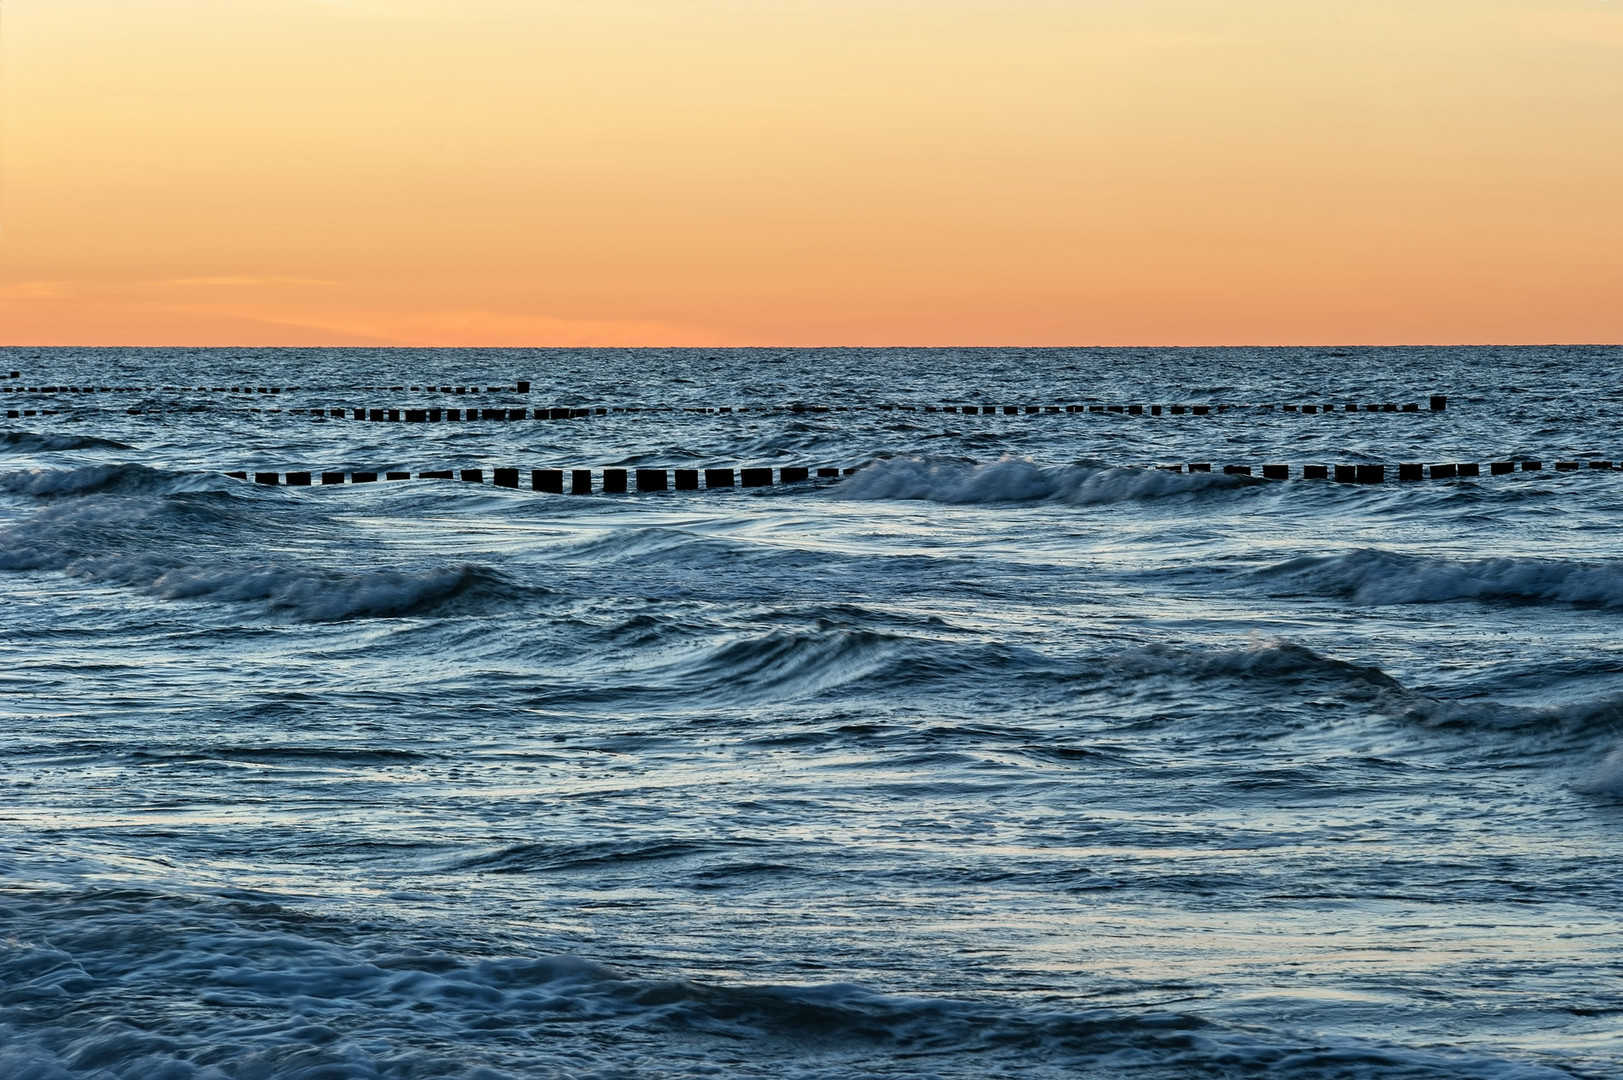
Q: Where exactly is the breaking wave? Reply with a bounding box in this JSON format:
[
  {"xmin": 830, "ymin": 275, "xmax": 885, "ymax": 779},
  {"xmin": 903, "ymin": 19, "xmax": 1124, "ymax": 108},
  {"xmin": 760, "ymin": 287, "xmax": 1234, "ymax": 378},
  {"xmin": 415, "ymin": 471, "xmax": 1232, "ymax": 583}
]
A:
[{"xmin": 838, "ymin": 456, "xmax": 1251, "ymax": 504}]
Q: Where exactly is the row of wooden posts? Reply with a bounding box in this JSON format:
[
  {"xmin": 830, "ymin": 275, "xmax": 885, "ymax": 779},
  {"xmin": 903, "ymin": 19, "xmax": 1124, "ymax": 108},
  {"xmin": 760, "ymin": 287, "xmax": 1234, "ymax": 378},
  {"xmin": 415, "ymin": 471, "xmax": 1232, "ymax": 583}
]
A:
[{"xmin": 228, "ymin": 457, "xmax": 1618, "ymax": 492}]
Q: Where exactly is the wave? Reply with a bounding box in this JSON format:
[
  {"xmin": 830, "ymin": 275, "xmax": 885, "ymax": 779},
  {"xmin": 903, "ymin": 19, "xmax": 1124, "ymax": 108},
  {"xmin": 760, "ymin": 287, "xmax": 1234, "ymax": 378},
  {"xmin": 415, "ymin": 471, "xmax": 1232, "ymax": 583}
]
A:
[
  {"xmin": 130, "ymin": 745, "xmax": 430, "ymax": 767},
  {"xmin": 0, "ymin": 885, "xmax": 1592, "ymax": 1080},
  {"xmin": 0, "ymin": 463, "xmax": 212, "ymax": 498},
  {"xmin": 149, "ymin": 561, "xmax": 505, "ymax": 620},
  {"xmin": 1113, "ymin": 640, "xmax": 1403, "ymax": 695},
  {"xmin": 450, "ymin": 838, "xmax": 757, "ymax": 874},
  {"xmin": 1111, "ymin": 639, "xmax": 1623, "ymax": 749},
  {"xmin": 1393, "ymin": 692, "xmax": 1623, "ymax": 741},
  {"xmin": 0, "ymin": 431, "xmax": 134, "ymax": 452},
  {"xmin": 0, "ymin": 502, "xmax": 515, "ymax": 621},
  {"xmin": 675, "ymin": 625, "xmax": 912, "ymax": 699},
  {"xmin": 530, "ymin": 621, "xmax": 1070, "ymax": 711},
  {"xmin": 1577, "ymin": 743, "xmax": 1623, "ymax": 797},
  {"xmin": 838, "ymin": 456, "xmax": 1253, "ymax": 504},
  {"xmin": 1260, "ymin": 549, "xmax": 1623, "ymax": 608},
  {"xmin": 530, "ymin": 625, "xmax": 916, "ymax": 708},
  {"xmin": 93, "ymin": 557, "xmax": 505, "ymax": 621}
]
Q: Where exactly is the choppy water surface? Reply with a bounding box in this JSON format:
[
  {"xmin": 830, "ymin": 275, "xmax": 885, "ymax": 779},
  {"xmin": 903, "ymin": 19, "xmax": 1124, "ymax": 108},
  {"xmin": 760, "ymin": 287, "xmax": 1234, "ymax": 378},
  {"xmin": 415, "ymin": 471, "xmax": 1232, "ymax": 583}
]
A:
[{"xmin": 1, "ymin": 346, "xmax": 1620, "ymax": 1079}]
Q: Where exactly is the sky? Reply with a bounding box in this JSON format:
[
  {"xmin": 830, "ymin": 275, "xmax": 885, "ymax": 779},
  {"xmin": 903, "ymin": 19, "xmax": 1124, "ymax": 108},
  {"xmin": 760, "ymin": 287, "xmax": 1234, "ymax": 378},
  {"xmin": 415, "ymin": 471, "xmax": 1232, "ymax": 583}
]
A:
[{"xmin": 0, "ymin": 0, "xmax": 1619, "ymax": 347}]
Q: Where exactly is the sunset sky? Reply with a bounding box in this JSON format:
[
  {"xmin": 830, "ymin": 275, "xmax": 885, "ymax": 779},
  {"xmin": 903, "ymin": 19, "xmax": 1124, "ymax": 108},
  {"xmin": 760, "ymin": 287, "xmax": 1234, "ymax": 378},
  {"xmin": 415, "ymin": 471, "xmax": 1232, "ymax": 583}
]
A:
[{"xmin": 1, "ymin": 0, "xmax": 1619, "ymax": 346}]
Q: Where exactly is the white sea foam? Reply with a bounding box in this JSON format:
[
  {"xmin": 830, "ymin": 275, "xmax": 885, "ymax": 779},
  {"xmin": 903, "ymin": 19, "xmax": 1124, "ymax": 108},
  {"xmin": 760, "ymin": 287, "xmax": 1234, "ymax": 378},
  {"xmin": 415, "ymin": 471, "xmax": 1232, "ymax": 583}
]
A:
[{"xmin": 838, "ymin": 456, "xmax": 1249, "ymax": 504}]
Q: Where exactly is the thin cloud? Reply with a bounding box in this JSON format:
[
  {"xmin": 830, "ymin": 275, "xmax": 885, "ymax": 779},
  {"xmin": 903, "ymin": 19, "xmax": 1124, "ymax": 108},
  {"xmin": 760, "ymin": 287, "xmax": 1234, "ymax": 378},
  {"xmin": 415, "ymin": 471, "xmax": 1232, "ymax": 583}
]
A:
[
  {"xmin": 0, "ymin": 281, "xmax": 82, "ymax": 302},
  {"xmin": 164, "ymin": 277, "xmax": 339, "ymax": 287},
  {"xmin": 161, "ymin": 301, "xmax": 738, "ymax": 348}
]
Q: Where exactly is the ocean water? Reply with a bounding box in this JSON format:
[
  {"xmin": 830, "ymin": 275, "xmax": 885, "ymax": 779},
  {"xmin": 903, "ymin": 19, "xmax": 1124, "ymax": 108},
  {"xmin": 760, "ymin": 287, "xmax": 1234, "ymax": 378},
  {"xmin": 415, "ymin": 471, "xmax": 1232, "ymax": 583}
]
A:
[{"xmin": 0, "ymin": 345, "xmax": 1620, "ymax": 1080}]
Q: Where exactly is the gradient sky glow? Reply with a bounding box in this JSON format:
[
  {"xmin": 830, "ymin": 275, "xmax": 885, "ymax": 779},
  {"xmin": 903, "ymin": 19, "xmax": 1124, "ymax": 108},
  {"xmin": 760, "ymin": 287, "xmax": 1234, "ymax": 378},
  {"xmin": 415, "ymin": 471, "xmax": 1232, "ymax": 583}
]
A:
[{"xmin": 2, "ymin": 0, "xmax": 1620, "ymax": 346}]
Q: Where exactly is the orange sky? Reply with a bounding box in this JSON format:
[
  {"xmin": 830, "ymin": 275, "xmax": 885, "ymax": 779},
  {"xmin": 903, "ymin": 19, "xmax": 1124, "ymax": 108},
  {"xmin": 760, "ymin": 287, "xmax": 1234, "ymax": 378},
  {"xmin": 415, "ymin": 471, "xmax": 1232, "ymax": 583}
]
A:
[{"xmin": 1, "ymin": 0, "xmax": 1620, "ymax": 346}]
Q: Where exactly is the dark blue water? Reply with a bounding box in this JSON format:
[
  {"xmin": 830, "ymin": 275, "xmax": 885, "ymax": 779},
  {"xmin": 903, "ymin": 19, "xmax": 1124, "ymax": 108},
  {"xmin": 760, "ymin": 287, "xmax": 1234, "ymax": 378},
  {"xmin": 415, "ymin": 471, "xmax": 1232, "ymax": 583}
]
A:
[{"xmin": 1, "ymin": 346, "xmax": 1620, "ymax": 1079}]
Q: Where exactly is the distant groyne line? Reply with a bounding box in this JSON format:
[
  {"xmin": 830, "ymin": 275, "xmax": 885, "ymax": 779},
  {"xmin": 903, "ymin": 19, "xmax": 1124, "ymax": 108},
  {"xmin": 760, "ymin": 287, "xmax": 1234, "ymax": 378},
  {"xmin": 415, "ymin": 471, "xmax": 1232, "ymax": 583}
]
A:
[
  {"xmin": 0, "ymin": 379, "xmax": 1449, "ymax": 417},
  {"xmin": 7, "ymin": 396, "xmax": 1449, "ymax": 421},
  {"xmin": 229, "ymin": 466, "xmax": 843, "ymax": 492},
  {"xmin": 224, "ymin": 457, "xmax": 1616, "ymax": 492}
]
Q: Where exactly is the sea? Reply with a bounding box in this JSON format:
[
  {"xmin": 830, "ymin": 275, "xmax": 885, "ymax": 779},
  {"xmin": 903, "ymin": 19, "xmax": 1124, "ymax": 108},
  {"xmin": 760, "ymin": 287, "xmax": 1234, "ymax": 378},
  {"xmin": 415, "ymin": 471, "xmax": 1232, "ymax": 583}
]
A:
[{"xmin": 0, "ymin": 345, "xmax": 1619, "ymax": 1079}]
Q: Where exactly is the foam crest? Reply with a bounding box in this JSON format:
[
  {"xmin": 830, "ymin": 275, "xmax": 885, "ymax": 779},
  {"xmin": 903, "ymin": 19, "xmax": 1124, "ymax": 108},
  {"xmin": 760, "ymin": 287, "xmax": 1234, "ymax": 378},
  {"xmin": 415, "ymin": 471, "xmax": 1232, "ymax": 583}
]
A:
[
  {"xmin": 1264, "ymin": 548, "xmax": 1623, "ymax": 608},
  {"xmin": 838, "ymin": 456, "xmax": 1249, "ymax": 504}
]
